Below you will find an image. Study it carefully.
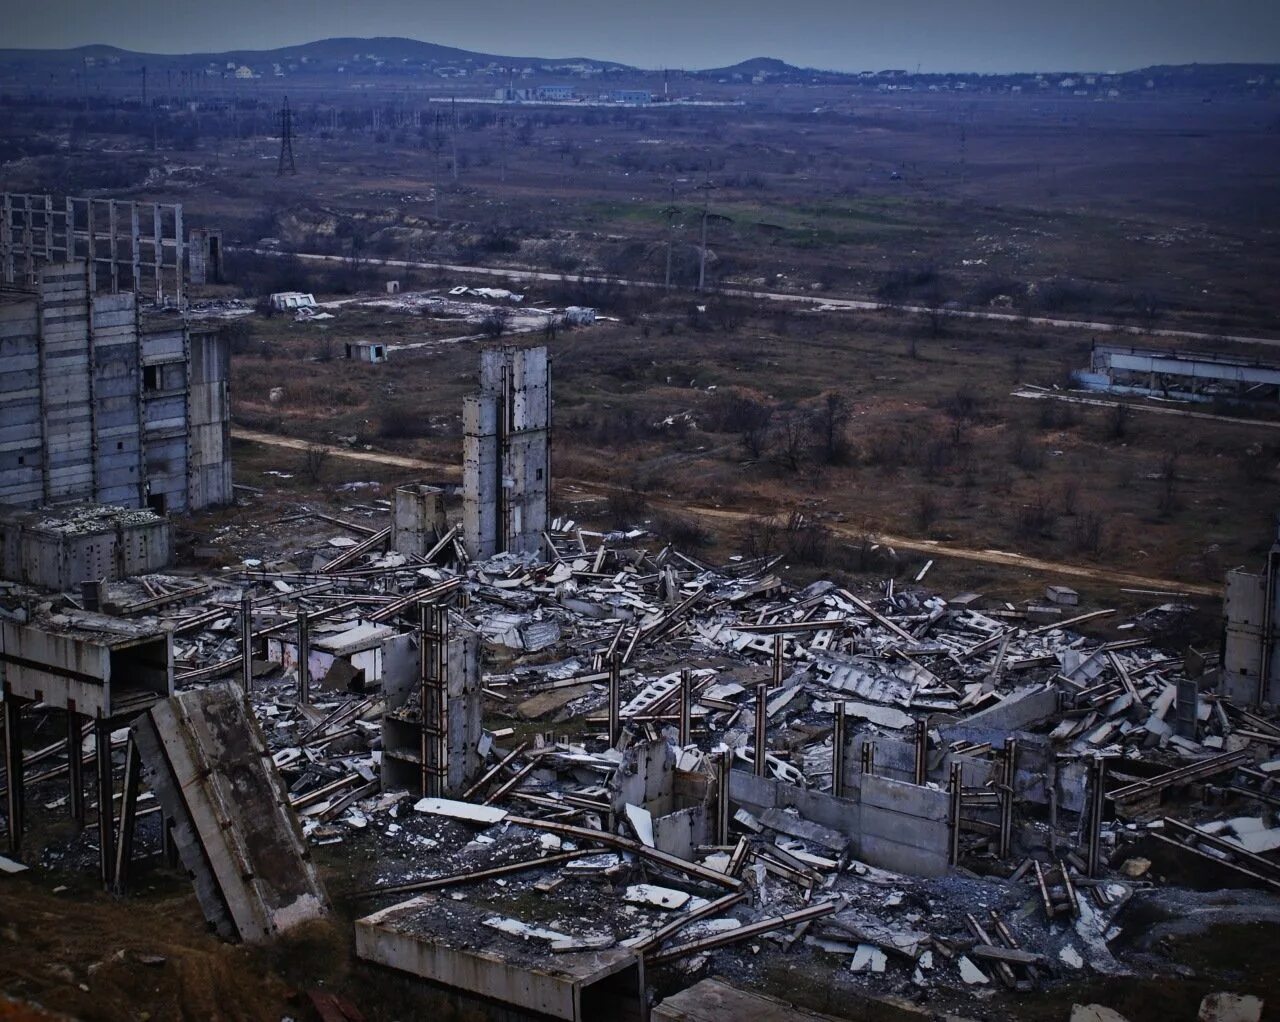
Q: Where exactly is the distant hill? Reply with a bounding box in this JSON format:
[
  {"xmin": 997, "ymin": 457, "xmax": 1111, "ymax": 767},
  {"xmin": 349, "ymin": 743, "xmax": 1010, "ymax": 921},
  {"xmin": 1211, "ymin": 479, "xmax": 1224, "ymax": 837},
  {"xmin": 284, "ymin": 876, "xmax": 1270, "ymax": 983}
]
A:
[
  {"xmin": 0, "ymin": 38, "xmax": 1274, "ymax": 86},
  {"xmin": 698, "ymin": 57, "xmax": 808, "ymax": 77},
  {"xmin": 0, "ymin": 36, "xmax": 632, "ymax": 72}
]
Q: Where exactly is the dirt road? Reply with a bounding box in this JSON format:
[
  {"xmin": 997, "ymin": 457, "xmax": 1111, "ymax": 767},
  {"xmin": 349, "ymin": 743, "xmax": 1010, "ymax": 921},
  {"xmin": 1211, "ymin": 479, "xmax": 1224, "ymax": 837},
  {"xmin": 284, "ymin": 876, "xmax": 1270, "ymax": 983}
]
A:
[
  {"xmin": 233, "ymin": 247, "xmax": 1280, "ymax": 350},
  {"xmin": 232, "ymin": 427, "xmax": 1219, "ymax": 597}
]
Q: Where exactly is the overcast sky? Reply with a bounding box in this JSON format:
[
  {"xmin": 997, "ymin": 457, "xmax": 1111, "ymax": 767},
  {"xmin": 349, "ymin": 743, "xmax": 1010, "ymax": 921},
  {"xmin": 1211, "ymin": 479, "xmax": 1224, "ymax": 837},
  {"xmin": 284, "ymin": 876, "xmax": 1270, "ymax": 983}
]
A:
[{"xmin": 7, "ymin": 0, "xmax": 1280, "ymax": 73}]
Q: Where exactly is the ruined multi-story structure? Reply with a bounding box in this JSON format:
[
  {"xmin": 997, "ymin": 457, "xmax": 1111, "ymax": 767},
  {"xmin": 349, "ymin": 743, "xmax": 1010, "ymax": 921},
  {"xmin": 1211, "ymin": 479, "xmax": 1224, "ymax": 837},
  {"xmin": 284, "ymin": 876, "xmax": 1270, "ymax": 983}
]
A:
[
  {"xmin": 0, "ymin": 259, "xmax": 231, "ymax": 515},
  {"xmin": 1223, "ymin": 523, "xmax": 1280, "ymax": 706},
  {"xmin": 463, "ymin": 345, "xmax": 551, "ymax": 560}
]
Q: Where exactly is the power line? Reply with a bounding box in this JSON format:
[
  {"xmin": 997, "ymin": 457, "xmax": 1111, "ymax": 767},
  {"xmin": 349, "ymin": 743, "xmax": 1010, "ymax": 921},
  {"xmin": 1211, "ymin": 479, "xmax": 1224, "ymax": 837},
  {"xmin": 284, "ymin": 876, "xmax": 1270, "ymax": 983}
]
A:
[{"xmin": 278, "ymin": 95, "xmax": 296, "ymax": 176}]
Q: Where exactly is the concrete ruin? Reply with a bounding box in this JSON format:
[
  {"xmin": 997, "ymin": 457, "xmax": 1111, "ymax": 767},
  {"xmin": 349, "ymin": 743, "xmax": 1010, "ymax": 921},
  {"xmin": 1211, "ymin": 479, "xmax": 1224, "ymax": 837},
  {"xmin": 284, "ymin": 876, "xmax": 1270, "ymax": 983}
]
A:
[
  {"xmin": 391, "ymin": 483, "xmax": 448, "ymax": 557},
  {"xmin": 1223, "ymin": 523, "xmax": 1280, "ymax": 706},
  {"xmin": 1, "ymin": 192, "xmax": 187, "ymax": 303},
  {"xmin": 0, "ymin": 503, "xmax": 171, "ymax": 589},
  {"xmin": 1080, "ymin": 342, "xmax": 1280, "ymax": 404},
  {"xmin": 463, "ymin": 345, "xmax": 551, "ymax": 560},
  {"xmin": 0, "ymin": 260, "xmax": 232, "ymax": 514},
  {"xmin": 355, "ymin": 893, "xmax": 646, "ymax": 1021},
  {"xmin": 131, "ymin": 682, "xmax": 330, "ymax": 941},
  {"xmin": 381, "ymin": 607, "xmax": 483, "ymax": 797}
]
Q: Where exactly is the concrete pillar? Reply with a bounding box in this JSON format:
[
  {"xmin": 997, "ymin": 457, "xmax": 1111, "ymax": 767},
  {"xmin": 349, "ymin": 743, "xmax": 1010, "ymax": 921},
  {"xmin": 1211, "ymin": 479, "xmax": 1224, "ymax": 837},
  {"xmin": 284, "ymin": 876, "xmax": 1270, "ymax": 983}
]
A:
[
  {"xmin": 240, "ymin": 592, "xmax": 253, "ymax": 698},
  {"xmin": 67, "ymin": 710, "xmax": 84, "ymax": 827},
  {"xmin": 1086, "ymin": 755, "xmax": 1105, "ymax": 878},
  {"xmin": 913, "ymin": 718, "xmax": 928, "ymax": 786},
  {"xmin": 999, "ymin": 739, "xmax": 1017, "ymax": 859},
  {"xmin": 95, "ymin": 719, "xmax": 114, "ymax": 888},
  {"xmin": 754, "ymin": 683, "xmax": 768, "ymax": 778},
  {"xmin": 715, "ymin": 752, "xmax": 730, "ymax": 845},
  {"xmin": 772, "ymin": 635, "xmax": 784, "ymax": 685},
  {"xmin": 608, "ymin": 656, "xmax": 621, "ymax": 748},
  {"xmin": 296, "ymin": 612, "xmax": 310, "ymax": 705},
  {"xmin": 112, "ymin": 736, "xmax": 142, "ymax": 895},
  {"xmin": 678, "ymin": 668, "xmax": 692, "ymax": 746},
  {"xmin": 832, "ymin": 702, "xmax": 847, "ymax": 799},
  {"xmin": 4, "ymin": 697, "xmax": 25, "ymax": 855},
  {"xmin": 948, "ymin": 761, "xmax": 963, "ymax": 867}
]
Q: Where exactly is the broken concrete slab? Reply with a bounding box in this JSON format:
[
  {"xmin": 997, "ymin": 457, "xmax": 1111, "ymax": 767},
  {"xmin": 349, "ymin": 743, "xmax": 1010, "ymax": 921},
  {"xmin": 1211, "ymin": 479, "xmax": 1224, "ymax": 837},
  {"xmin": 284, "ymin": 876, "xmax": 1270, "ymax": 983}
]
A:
[
  {"xmin": 131, "ymin": 681, "xmax": 329, "ymax": 942},
  {"xmin": 1198, "ymin": 992, "xmax": 1264, "ymax": 1022},
  {"xmin": 1070, "ymin": 1007, "xmax": 1130, "ymax": 1022}
]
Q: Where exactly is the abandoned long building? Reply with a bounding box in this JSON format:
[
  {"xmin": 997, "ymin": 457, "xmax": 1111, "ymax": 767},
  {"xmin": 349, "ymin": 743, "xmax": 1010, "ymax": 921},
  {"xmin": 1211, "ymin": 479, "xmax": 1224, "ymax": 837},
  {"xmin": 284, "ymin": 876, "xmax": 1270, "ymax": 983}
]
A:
[{"xmin": 0, "ymin": 259, "xmax": 231, "ymax": 515}]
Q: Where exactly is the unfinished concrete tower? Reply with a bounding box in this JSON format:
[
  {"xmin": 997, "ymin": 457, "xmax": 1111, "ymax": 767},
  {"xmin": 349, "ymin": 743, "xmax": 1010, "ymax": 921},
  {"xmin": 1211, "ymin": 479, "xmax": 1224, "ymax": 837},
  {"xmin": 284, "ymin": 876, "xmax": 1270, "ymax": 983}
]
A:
[
  {"xmin": 0, "ymin": 259, "xmax": 231, "ymax": 514},
  {"xmin": 1223, "ymin": 519, "xmax": 1280, "ymax": 706},
  {"xmin": 462, "ymin": 346, "xmax": 550, "ymax": 560}
]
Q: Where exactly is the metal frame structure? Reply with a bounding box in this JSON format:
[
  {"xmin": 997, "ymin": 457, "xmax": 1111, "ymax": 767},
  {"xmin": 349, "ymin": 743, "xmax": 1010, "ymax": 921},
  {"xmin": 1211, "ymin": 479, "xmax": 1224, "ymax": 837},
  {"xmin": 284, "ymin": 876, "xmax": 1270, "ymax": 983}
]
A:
[
  {"xmin": 419, "ymin": 602, "xmax": 449, "ymax": 797},
  {"xmin": 2, "ymin": 192, "xmax": 184, "ymax": 303}
]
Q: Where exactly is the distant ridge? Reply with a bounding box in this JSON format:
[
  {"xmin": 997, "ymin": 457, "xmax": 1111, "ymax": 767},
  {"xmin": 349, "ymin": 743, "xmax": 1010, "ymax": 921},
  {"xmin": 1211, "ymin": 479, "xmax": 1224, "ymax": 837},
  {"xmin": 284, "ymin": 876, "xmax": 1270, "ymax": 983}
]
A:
[{"xmin": 0, "ymin": 37, "xmax": 1275, "ymax": 80}]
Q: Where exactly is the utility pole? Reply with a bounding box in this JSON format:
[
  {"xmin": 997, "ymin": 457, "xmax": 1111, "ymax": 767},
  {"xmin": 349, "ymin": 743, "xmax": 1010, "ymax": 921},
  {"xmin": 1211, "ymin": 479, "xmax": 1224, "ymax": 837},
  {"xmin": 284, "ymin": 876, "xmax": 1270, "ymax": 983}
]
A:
[
  {"xmin": 696, "ymin": 177, "xmax": 715, "ymax": 293},
  {"xmin": 431, "ymin": 111, "xmax": 444, "ymax": 219},
  {"xmin": 663, "ymin": 180, "xmax": 678, "ymax": 290},
  {"xmin": 450, "ymin": 96, "xmax": 459, "ymax": 182},
  {"xmin": 277, "ymin": 95, "xmax": 296, "ymax": 176}
]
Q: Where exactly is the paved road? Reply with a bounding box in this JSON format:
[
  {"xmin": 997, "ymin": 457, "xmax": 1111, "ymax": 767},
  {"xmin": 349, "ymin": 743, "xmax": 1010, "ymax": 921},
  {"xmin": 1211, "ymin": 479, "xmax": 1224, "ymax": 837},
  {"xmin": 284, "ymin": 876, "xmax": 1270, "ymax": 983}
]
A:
[
  {"xmin": 231, "ymin": 426, "xmax": 1219, "ymax": 598},
  {"xmin": 233, "ymin": 247, "xmax": 1280, "ymax": 350}
]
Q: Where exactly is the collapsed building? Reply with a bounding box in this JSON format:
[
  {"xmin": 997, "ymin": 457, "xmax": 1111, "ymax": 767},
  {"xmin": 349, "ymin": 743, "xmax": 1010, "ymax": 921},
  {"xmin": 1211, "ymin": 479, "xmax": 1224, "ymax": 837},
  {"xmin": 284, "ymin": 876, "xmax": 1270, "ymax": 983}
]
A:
[{"xmin": 0, "ymin": 339, "xmax": 1275, "ymax": 1021}]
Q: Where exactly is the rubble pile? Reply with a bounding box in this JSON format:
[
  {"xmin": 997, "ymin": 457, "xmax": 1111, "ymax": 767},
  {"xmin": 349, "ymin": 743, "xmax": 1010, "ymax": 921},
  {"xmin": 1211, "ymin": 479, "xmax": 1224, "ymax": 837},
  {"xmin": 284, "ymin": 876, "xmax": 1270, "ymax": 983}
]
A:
[{"xmin": 3, "ymin": 504, "xmax": 1277, "ymax": 1018}]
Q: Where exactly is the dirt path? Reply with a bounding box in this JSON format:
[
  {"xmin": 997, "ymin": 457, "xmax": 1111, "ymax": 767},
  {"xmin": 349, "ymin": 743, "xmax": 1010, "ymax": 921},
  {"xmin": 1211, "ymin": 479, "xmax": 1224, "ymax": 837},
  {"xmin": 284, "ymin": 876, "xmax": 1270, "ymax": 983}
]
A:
[
  {"xmin": 232, "ymin": 427, "xmax": 1220, "ymax": 597},
  {"xmin": 233, "ymin": 247, "xmax": 1280, "ymax": 350},
  {"xmin": 1013, "ymin": 387, "xmax": 1280, "ymax": 431}
]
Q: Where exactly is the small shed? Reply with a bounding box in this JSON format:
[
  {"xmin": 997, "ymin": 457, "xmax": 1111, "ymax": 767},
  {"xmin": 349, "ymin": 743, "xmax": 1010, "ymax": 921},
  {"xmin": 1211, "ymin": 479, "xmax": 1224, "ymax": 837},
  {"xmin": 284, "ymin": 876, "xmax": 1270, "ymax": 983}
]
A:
[{"xmin": 345, "ymin": 341, "xmax": 388, "ymax": 364}]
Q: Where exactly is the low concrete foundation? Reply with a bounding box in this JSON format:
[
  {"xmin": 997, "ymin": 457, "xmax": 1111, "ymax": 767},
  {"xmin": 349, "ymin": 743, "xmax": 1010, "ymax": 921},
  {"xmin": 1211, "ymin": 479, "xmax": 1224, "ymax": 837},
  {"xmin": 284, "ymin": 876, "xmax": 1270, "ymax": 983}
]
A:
[{"xmin": 355, "ymin": 893, "xmax": 644, "ymax": 1021}]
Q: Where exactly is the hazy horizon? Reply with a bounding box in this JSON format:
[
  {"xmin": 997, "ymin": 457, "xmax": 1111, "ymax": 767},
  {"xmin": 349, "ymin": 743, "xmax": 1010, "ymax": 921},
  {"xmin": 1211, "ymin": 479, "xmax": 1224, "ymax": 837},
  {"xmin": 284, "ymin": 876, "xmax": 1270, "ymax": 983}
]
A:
[{"xmin": 6, "ymin": 0, "xmax": 1280, "ymax": 74}]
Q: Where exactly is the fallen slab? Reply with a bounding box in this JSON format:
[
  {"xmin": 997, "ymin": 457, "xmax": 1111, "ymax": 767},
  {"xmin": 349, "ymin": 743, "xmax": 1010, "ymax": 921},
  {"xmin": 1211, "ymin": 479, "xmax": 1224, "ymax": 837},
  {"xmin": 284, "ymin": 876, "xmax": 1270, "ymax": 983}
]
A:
[
  {"xmin": 131, "ymin": 681, "xmax": 329, "ymax": 942},
  {"xmin": 355, "ymin": 893, "xmax": 644, "ymax": 1021}
]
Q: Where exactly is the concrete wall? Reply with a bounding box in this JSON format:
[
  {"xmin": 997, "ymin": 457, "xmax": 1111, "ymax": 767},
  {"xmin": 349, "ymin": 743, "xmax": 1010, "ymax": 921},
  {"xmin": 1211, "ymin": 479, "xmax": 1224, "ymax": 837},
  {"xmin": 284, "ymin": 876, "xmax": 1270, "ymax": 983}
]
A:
[
  {"xmin": 730, "ymin": 766, "xmax": 951, "ymax": 877},
  {"xmin": 392, "ymin": 484, "xmax": 447, "ymax": 557},
  {"xmin": 132, "ymin": 682, "xmax": 328, "ymax": 942},
  {"xmin": 462, "ymin": 346, "xmax": 550, "ymax": 559},
  {"xmin": 0, "ymin": 260, "xmax": 230, "ymax": 514},
  {"xmin": 1224, "ymin": 567, "xmax": 1270, "ymax": 704},
  {"xmin": 0, "ymin": 507, "xmax": 171, "ymax": 590},
  {"xmin": 611, "ymin": 740, "xmax": 676, "ymax": 816},
  {"xmin": 0, "ymin": 611, "xmax": 172, "ymax": 717}
]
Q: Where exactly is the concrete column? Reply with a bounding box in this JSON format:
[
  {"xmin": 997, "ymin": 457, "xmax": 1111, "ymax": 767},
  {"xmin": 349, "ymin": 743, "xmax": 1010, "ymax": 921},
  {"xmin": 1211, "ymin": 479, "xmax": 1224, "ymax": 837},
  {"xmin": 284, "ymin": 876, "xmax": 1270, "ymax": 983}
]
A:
[
  {"xmin": 754, "ymin": 683, "xmax": 768, "ymax": 778},
  {"xmin": 108, "ymin": 199, "xmax": 119, "ymax": 293},
  {"xmin": 715, "ymin": 752, "xmax": 731, "ymax": 845},
  {"xmin": 296, "ymin": 612, "xmax": 310, "ymax": 705},
  {"xmin": 948, "ymin": 761, "xmax": 963, "ymax": 867},
  {"xmin": 999, "ymin": 739, "xmax": 1017, "ymax": 859},
  {"xmin": 112, "ymin": 736, "xmax": 142, "ymax": 895},
  {"xmin": 832, "ymin": 702, "xmax": 847, "ymax": 799},
  {"xmin": 95, "ymin": 719, "xmax": 114, "ymax": 888},
  {"xmin": 678, "ymin": 668, "xmax": 692, "ymax": 746},
  {"xmin": 67, "ymin": 709, "xmax": 84, "ymax": 827},
  {"xmin": 4, "ymin": 697, "xmax": 25, "ymax": 855},
  {"xmin": 240, "ymin": 592, "xmax": 253, "ymax": 698},
  {"xmin": 1086, "ymin": 755, "xmax": 1105, "ymax": 878},
  {"xmin": 772, "ymin": 635, "xmax": 784, "ymax": 685},
  {"xmin": 607, "ymin": 656, "xmax": 621, "ymax": 748},
  {"xmin": 913, "ymin": 717, "xmax": 928, "ymax": 785}
]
